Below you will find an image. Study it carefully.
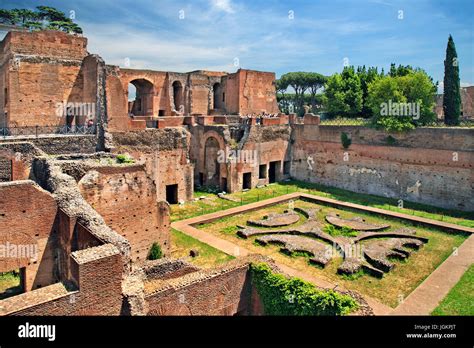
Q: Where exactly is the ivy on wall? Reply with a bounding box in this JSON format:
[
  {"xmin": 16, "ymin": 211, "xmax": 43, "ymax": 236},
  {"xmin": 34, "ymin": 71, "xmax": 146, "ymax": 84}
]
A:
[{"xmin": 250, "ymin": 263, "xmax": 358, "ymax": 315}]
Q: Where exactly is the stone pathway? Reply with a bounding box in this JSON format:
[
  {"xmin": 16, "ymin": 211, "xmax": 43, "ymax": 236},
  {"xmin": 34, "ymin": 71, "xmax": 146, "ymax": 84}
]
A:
[
  {"xmin": 172, "ymin": 192, "xmax": 474, "ymax": 316},
  {"xmin": 392, "ymin": 234, "xmax": 474, "ymax": 315}
]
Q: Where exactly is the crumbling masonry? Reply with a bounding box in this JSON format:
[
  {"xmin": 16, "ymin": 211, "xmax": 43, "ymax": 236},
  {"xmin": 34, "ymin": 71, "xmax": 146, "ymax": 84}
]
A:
[{"xmin": 0, "ymin": 30, "xmax": 472, "ymax": 315}]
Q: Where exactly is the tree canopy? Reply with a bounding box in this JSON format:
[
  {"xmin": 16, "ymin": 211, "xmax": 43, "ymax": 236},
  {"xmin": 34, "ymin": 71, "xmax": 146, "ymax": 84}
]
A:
[
  {"xmin": 367, "ymin": 70, "xmax": 437, "ymax": 131},
  {"xmin": 276, "ymin": 72, "xmax": 327, "ymax": 116},
  {"xmin": 276, "ymin": 62, "xmax": 437, "ymax": 132},
  {"xmin": 323, "ymin": 66, "xmax": 363, "ymax": 118},
  {"xmin": 0, "ymin": 6, "xmax": 82, "ymax": 34}
]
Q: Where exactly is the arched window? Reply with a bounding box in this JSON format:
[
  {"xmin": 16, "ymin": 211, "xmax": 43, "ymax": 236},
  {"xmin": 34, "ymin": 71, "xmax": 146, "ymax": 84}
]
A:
[{"xmin": 128, "ymin": 79, "xmax": 154, "ymax": 117}]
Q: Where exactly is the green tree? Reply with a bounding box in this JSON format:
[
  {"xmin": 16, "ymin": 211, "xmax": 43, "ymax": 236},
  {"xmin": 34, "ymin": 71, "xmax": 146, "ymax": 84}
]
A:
[
  {"xmin": 367, "ymin": 70, "xmax": 436, "ymax": 131},
  {"xmin": 276, "ymin": 77, "xmax": 290, "ymax": 113},
  {"xmin": 357, "ymin": 65, "xmax": 382, "ymax": 118},
  {"xmin": 324, "ymin": 73, "xmax": 348, "ymax": 116},
  {"xmin": 36, "ymin": 6, "xmax": 69, "ymax": 22},
  {"xmin": 389, "ymin": 63, "xmax": 414, "ymax": 77},
  {"xmin": 443, "ymin": 35, "xmax": 461, "ymax": 125},
  {"xmin": 324, "ymin": 66, "xmax": 362, "ymax": 118},
  {"xmin": 398, "ymin": 70, "xmax": 437, "ymax": 125},
  {"xmin": 306, "ymin": 72, "xmax": 327, "ymax": 112},
  {"xmin": 0, "ymin": 9, "xmax": 18, "ymax": 25},
  {"xmin": 10, "ymin": 9, "xmax": 38, "ymax": 25},
  {"xmin": 0, "ymin": 6, "xmax": 82, "ymax": 34},
  {"xmin": 279, "ymin": 72, "xmax": 311, "ymax": 116}
]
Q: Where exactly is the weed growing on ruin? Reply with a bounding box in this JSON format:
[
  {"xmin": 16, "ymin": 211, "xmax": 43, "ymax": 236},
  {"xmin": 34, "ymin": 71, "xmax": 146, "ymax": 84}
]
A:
[
  {"xmin": 340, "ymin": 132, "xmax": 352, "ymax": 149},
  {"xmin": 385, "ymin": 135, "xmax": 397, "ymax": 145},
  {"xmin": 324, "ymin": 224, "xmax": 357, "ymax": 237},
  {"xmin": 340, "ymin": 269, "xmax": 365, "ymax": 280},
  {"xmin": 116, "ymin": 154, "xmax": 134, "ymax": 164},
  {"xmin": 147, "ymin": 242, "xmax": 163, "ymax": 260}
]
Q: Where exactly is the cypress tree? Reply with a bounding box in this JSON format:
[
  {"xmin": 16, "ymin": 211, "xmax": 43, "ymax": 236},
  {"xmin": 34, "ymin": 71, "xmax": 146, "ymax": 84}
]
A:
[{"xmin": 443, "ymin": 35, "xmax": 461, "ymax": 125}]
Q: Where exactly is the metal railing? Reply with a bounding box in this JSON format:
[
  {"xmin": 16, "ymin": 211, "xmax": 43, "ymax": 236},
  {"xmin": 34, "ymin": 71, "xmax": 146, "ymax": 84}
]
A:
[
  {"xmin": 319, "ymin": 118, "xmax": 371, "ymax": 126},
  {"xmin": 420, "ymin": 119, "xmax": 474, "ymax": 128},
  {"xmin": 1, "ymin": 125, "xmax": 97, "ymax": 139},
  {"xmin": 319, "ymin": 118, "xmax": 474, "ymax": 128}
]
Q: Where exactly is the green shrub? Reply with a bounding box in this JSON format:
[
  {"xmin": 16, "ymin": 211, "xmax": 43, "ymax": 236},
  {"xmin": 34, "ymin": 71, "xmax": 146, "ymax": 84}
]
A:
[
  {"xmin": 250, "ymin": 263, "xmax": 358, "ymax": 315},
  {"xmin": 372, "ymin": 115, "xmax": 415, "ymax": 132},
  {"xmin": 116, "ymin": 154, "xmax": 134, "ymax": 164},
  {"xmin": 147, "ymin": 242, "xmax": 163, "ymax": 260},
  {"xmin": 340, "ymin": 132, "xmax": 352, "ymax": 149}
]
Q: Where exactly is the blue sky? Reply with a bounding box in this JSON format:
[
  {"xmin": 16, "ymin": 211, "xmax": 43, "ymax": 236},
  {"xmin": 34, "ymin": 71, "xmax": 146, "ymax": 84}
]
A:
[{"xmin": 1, "ymin": 0, "xmax": 473, "ymax": 91}]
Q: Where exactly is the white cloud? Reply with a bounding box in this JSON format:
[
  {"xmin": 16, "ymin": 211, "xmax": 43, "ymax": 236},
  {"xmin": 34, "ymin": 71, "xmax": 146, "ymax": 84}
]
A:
[
  {"xmin": 437, "ymin": 81, "xmax": 473, "ymax": 93},
  {"xmin": 210, "ymin": 0, "xmax": 235, "ymax": 14}
]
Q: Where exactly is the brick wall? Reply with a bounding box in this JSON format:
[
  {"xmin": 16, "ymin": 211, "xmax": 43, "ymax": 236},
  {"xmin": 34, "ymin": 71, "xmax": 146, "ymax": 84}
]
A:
[
  {"xmin": 78, "ymin": 165, "xmax": 171, "ymax": 261},
  {"xmin": 4, "ymin": 244, "xmax": 123, "ymax": 316},
  {"xmin": 189, "ymin": 73, "xmax": 211, "ymax": 115},
  {"xmin": 112, "ymin": 128, "xmax": 194, "ymax": 203},
  {"xmin": 190, "ymin": 125, "xmax": 291, "ymax": 192},
  {"xmin": 0, "ymin": 181, "xmax": 58, "ymax": 291},
  {"xmin": 0, "ymin": 30, "xmax": 100, "ymax": 128},
  {"xmin": 0, "ymin": 142, "xmax": 45, "ymax": 182},
  {"xmin": 291, "ymin": 125, "xmax": 474, "ymax": 211},
  {"xmin": 145, "ymin": 261, "xmax": 254, "ymax": 315},
  {"xmin": 225, "ymin": 69, "xmax": 279, "ymax": 115},
  {"xmin": 2, "ymin": 30, "xmax": 87, "ymax": 60}
]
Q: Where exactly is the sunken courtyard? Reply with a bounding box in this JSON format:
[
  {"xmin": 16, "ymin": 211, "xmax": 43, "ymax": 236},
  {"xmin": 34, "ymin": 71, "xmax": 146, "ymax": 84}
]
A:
[{"xmin": 0, "ymin": 30, "xmax": 473, "ymax": 317}]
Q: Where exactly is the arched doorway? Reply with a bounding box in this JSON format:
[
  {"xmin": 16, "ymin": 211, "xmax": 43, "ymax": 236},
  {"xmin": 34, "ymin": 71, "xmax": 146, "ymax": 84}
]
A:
[
  {"xmin": 128, "ymin": 79, "xmax": 154, "ymax": 117},
  {"xmin": 204, "ymin": 137, "xmax": 221, "ymax": 187},
  {"xmin": 172, "ymin": 81, "xmax": 184, "ymax": 113}
]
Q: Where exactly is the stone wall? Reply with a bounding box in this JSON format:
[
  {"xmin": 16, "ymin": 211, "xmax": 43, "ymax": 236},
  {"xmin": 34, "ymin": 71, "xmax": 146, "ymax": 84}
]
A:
[
  {"xmin": 5, "ymin": 135, "xmax": 97, "ymax": 155},
  {"xmin": 291, "ymin": 125, "xmax": 474, "ymax": 211}
]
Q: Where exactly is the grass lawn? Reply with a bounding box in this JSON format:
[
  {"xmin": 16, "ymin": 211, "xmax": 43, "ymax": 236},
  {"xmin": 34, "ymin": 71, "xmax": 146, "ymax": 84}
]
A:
[
  {"xmin": 170, "ymin": 180, "xmax": 473, "ymax": 228},
  {"xmin": 0, "ymin": 271, "xmax": 22, "ymax": 300},
  {"xmin": 431, "ymin": 265, "xmax": 474, "ymax": 316},
  {"xmin": 195, "ymin": 200, "xmax": 469, "ymax": 308},
  {"xmin": 170, "ymin": 228, "xmax": 234, "ymax": 268}
]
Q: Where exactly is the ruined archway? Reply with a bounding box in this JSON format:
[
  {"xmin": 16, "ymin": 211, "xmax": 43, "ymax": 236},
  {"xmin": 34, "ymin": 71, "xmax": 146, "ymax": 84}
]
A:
[
  {"xmin": 204, "ymin": 137, "xmax": 221, "ymax": 188},
  {"xmin": 172, "ymin": 81, "xmax": 184, "ymax": 114},
  {"xmin": 127, "ymin": 79, "xmax": 154, "ymax": 117}
]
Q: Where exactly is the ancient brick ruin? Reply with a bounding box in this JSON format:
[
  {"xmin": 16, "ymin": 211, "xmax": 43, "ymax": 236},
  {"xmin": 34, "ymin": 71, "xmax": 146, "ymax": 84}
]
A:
[{"xmin": 0, "ymin": 30, "xmax": 472, "ymax": 316}]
